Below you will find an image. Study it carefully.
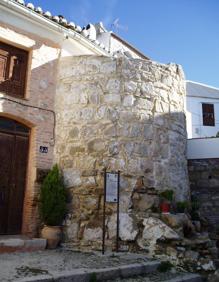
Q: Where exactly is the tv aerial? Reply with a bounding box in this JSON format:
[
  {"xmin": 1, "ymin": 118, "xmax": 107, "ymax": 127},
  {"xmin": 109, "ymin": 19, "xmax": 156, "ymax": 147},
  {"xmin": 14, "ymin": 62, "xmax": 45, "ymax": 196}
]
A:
[{"xmin": 111, "ymin": 18, "xmax": 128, "ymax": 34}]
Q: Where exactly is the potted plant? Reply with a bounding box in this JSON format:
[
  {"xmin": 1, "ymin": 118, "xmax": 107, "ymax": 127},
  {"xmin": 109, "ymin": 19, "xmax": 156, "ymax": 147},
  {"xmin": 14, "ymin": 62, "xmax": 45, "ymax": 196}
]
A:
[
  {"xmin": 39, "ymin": 164, "xmax": 67, "ymax": 249},
  {"xmin": 159, "ymin": 189, "xmax": 174, "ymax": 214}
]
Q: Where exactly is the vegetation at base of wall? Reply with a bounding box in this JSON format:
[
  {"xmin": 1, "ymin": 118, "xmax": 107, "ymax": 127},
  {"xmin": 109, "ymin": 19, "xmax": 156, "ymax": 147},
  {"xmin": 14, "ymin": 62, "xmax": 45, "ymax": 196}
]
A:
[
  {"xmin": 158, "ymin": 261, "xmax": 173, "ymax": 272},
  {"xmin": 216, "ymin": 131, "xmax": 219, "ymax": 137},
  {"xmin": 190, "ymin": 195, "xmax": 200, "ymax": 220},
  {"xmin": 159, "ymin": 189, "xmax": 174, "ymax": 202},
  {"xmin": 176, "ymin": 201, "xmax": 189, "ymax": 213},
  {"xmin": 89, "ymin": 272, "xmax": 97, "ymax": 282},
  {"xmin": 39, "ymin": 164, "xmax": 67, "ymax": 226}
]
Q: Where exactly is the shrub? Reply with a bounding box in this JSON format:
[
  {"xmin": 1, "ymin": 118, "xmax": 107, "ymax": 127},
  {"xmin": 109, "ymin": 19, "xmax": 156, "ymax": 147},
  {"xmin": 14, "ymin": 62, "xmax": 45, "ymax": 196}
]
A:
[
  {"xmin": 39, "ymin": 164, "xmax": 67, "ymax": 226},
  {"xmin": 176, "ymin": 201, "xmax": 189, "ymax": 213},
  {"xmin": 158, "ymin": 261, "xmax": 173, "ymax": 272},
  {"xmin": 159, "ymin": 189, "xmax": 174, "ymax": 202},
  {"xmin": 190, "ymin": 195, "xmax": 200, "ymax": 220},
  {"xmin": 89, "ymin": 273, "xmax": 97, "ymax": 282}
]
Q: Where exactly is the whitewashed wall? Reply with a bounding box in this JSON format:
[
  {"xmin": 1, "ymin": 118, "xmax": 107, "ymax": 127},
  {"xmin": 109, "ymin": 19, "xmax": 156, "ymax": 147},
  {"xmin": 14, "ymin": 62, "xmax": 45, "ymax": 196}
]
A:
[
  {"xmin": 186, "ymin": 96, "xmax": 219, "ymax": 138},
  {"xmin": 187, "ymin": 138, "xmax": 219, "ymax": 159}
]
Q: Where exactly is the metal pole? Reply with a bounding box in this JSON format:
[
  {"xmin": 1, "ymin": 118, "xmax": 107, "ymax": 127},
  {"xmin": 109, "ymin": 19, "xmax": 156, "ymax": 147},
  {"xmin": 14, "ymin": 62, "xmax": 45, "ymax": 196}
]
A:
[
  {"xmin": 116, "ymin": 170, "xmax": 120, "ymax": 252},
  {"xmin": 102, "ymin": 169, "xmax": 106, "ymax": 255}
]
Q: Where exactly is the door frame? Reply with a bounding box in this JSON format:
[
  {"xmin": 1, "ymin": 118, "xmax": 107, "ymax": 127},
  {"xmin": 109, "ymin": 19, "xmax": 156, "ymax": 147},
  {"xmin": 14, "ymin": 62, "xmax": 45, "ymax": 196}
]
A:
[{"xmin": 0, "ymin": 113, "xmax": 34, "ymax": 235}]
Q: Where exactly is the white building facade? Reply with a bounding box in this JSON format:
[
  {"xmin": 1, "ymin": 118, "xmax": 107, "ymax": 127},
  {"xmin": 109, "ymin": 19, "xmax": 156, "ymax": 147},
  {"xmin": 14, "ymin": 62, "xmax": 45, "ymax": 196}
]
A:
[{"xmin": 186, "ymin": 81, "xmax": 219, "ymax": 139}]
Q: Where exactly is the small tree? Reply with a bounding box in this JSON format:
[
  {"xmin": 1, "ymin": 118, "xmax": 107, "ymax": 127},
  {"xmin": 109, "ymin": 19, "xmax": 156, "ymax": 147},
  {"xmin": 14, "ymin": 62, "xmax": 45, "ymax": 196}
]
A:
[{"xmin": 39, "ymin": 164, "xmax": 67, "ymax": 226}]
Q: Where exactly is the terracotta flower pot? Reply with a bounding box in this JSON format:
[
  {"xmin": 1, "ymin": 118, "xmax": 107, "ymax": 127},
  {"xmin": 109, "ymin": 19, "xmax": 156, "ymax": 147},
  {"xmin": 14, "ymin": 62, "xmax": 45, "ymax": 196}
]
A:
[
  {"xmin": 41, "ymin": 225, "xmax": 62, "ymax": 249},
  {"xmin": 160, "ymin": 202, "xmax": 170, "ymax": 214}
]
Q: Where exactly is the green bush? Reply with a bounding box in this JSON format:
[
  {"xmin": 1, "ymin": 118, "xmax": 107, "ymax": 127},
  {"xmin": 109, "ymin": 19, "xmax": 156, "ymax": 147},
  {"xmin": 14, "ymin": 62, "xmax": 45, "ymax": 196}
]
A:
[
  {"xmin": 39, "ymin": 164, "xmax": 67, "ymax": 226},
  {"xmin": 190, "ymin": 195, "xmax": 200, "ymax": 220},
  {"xmin": 159, "ymin": 189, "xmax": 174, "ymax": 202},
  {"xmin": 89, "ymin": 273, "xmax": 97, "ymax": 282},
  {"xmin": 176, "ymin": 201, "xmax": 189, "ymax": 213},
  {"xmin": 158, "ymin": 261, "xmax": 173, "ymax": 272}
]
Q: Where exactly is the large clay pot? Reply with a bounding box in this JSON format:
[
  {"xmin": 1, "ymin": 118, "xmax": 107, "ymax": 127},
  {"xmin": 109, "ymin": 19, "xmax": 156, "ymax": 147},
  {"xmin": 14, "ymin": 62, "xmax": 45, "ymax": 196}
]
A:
[{"xmin": 41, "ymin": 225, "xmax": 62, "ymax": 249}]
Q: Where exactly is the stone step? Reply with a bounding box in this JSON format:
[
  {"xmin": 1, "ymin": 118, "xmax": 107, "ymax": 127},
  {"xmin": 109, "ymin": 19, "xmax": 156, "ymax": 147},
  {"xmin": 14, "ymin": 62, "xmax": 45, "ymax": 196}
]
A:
[
  {"xmin": 166, "ymin": 273, "xmax": 203, "ymax": 282},
  {"xmin": 11, "ymin": 263, "xmax": 204, "ymax": 282},
  {"xmin": 12, "ymin": 261, "xmax": 160, "ymax": 282},
  {"xmin": 0, "ymin": 236, "xmax": 46, "ymax": 253}
]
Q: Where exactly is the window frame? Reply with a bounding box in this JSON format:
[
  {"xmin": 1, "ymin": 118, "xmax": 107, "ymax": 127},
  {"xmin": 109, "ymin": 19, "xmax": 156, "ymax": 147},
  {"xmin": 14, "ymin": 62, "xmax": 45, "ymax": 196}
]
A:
[
  {"xmin": 0, "ymin": 41, "xmax": 29, "ymax": 99},
  {"xmin": 202, "ymin": 103, "xmax": 215, "ymax": 127}
]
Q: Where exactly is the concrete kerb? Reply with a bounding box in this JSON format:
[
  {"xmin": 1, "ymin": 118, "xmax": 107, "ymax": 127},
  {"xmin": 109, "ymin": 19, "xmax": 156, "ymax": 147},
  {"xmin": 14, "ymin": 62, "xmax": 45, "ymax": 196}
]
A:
[
  {"xmin": 164, "ymin": 273, "xmax": 203, "ymax": 282},
  {"xmin": 16, "ymin": 261, "xmax": 160, "ymax": 282}
]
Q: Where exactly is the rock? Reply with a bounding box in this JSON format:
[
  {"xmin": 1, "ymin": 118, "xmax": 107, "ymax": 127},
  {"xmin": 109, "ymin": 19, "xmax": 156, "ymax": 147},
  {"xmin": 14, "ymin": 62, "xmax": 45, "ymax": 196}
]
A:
[
  {"xmin": 106, "ymin": 79, "xmax": 120, "ymax": 94},
  {"xmin": 83, "ymin": 227, "xmax": 102, "ymax": 241},
  {"xmin": 184, "ymin": 250, "xmax": 199, "ymax": 261},
  {"xmin": 139, "ymin": 217, "xmax": 180, "ymax": 253},
  {"xmin": 132, "ymin": 193, "xmax": 159, "ymax": 212},
  {"xmin": 208, "ymin": 270, "xmax": 219, "ymax": 282},
  {"xmin": 103, "ymin": 94, "xmax": 121, "ymax": 104},
  {"xmin": 201, "ymin": 260, "xmax": 215, "ymax": 271},
  {"xmin": 161, "ymin": 213, "xmax": 196, "ymax": 237},
  {"xmin": 88, "ymin": 139, "xmax": 106, "ymax": 152},
  {"xmin": 123, "ymin": 95, "xmax": 135, "ymax": 107},
  {"xmin": 124, "ymin": 81, "xmax": 137, "ymax": 93},
  {"xmin": 108, "ymin": 213, "xmax": 138, "ymax": 241},
  {"xmin": 66, "ymin": 222, "xmax": 79, "ymax": 240},
  {"xmin": 63, "ymin": 169, "xmax": 82, "ymax": 187}
]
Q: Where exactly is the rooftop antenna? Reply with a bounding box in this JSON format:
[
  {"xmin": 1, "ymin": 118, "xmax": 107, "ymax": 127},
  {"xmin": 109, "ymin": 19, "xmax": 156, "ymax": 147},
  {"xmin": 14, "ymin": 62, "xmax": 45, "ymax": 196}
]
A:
[{"xmin": 111, "ymin": 18, "xmax": 128, "ymax": 34}]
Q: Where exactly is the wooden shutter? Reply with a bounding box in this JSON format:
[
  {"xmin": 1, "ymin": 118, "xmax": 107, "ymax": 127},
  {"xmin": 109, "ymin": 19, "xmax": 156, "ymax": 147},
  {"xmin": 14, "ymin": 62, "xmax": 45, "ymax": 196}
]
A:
[
  {"xmin": 202, "ymin": 103, "xmax": 215, "ymax": 126},
  {"xmin": 0, "ymin": 42, "xmax": 28, "ymax": 98}
]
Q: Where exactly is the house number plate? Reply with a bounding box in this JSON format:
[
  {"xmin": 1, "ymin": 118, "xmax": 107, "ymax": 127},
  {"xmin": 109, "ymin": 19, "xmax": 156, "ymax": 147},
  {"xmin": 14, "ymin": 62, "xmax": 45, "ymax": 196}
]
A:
[{"xmin": 39, "ymin": 146, "xmax": 48, "ymax": 153}]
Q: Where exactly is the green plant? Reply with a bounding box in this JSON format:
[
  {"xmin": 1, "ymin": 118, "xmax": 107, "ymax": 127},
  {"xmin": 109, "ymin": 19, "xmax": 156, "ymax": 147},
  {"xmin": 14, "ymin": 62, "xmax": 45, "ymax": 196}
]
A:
[
  {"xmin": 39, "ymin": 164, "xmax": 67, "ymax": 226},
  {"xmin": 151, "ymin": 205, "xmax": 160, "ymax": 213},
  {"xmin": 216, "ymin": 131, "xmax": 219, "ymax": 138},
  {"xmin": 158, "ymin": 261, "xmax": 173, "ymax": 272},
  {"xmin": 176, "ymin": 201, "xmax": 189, "ymax": 213},
  {"xmin": 189, "ymin": 195, "xmax": 200, "ymax": 220},
  {"xmin": 89, "ymin": 272, "xmax": 97, "ymax": 282},
  {"xmin": 159, "ymin": 189, "xmax": 174, "ymax": 202}
]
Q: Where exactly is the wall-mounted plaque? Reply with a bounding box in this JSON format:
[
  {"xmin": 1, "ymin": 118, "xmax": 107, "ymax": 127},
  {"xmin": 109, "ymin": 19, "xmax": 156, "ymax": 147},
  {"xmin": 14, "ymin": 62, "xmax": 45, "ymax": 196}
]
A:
[{"xmin": 106, "ymin": 172, "xmax": 119, "ymax": 203}]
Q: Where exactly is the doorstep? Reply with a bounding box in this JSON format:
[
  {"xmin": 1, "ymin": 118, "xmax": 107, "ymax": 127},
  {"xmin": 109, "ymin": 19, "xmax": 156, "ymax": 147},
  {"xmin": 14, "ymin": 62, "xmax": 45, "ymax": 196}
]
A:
[{"xmin": 0, "ymin": 235, "xmax": 46, "ymax": 253}]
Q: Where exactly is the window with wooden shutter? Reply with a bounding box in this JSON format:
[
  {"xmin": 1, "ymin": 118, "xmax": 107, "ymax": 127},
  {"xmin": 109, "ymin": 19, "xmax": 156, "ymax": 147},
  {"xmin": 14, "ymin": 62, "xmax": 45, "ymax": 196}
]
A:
[
  {"xmin": 202, "ymin": 103, "xmax": 215, "ymax": 126},
  {"xmin": 0, "ymin": 42, "xmax": 28, "ymax": 98}
]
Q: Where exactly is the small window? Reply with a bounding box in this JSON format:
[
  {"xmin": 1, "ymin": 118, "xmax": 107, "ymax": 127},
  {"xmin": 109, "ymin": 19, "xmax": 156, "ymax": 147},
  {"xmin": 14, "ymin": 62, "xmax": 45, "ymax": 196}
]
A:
[
  {"xmin": 0, "ymin": 42, "xmax": 28, "ymax": 98},
  {"xmin": 202, "ymin": 103, "xmax": 215, "ymax": 126}
]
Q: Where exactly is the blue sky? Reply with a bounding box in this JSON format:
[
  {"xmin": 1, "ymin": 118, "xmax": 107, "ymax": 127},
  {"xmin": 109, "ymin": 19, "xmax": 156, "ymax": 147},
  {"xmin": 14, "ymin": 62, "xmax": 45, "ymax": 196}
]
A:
[{"xmin": 30, "ymin": 0, "xmax": 219, "ymax": 88}]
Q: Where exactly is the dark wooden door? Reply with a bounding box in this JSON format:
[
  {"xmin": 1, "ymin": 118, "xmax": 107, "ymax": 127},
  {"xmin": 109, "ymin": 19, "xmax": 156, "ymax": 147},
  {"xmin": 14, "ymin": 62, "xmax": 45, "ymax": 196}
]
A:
[{"xmin": 0, "ymin": 117, "xmax": 29, "ymax": 235}]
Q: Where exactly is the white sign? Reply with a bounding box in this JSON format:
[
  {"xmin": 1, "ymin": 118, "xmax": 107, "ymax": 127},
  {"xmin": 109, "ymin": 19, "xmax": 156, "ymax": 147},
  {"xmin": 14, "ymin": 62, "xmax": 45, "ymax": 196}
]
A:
[{"xmin": 106, "ymin": 172, "xmax": 118, "ymax": 203}]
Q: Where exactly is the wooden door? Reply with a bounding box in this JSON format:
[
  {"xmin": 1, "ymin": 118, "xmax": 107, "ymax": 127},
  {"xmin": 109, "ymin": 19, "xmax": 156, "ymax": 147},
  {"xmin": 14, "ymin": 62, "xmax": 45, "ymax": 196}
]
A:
[
  {"xmin": 0, "ymin": 132, "xmax": 14, "ymax": 234},
  {"xmin": 0, "ymin": 117, "xmax": 29, "ymax": 235}
]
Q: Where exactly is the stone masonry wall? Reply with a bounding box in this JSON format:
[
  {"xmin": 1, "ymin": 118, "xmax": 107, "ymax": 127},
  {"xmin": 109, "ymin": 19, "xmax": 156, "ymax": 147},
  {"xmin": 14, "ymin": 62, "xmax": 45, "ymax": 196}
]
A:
[
  {"xmin": 55, "ymin": 55, "xmax": 189, "ymax": 250},
  {"xmin": 188, "ymin": 159, "xmax": 219, "ymax": 233}
]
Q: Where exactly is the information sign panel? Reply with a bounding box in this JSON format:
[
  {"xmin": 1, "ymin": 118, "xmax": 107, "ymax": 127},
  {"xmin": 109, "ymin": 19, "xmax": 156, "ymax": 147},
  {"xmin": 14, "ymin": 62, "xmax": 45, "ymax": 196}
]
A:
[{"xmin": 106, "ymin": 172, "xmax": 118, "ymax": 203}]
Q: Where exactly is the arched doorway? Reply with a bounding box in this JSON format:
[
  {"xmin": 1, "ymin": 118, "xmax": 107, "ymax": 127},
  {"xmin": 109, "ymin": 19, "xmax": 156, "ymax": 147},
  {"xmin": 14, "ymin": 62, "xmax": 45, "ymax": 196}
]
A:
[{"xmin": 0, "ymin": 116, "xmax": 30, "ymax": 235}]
